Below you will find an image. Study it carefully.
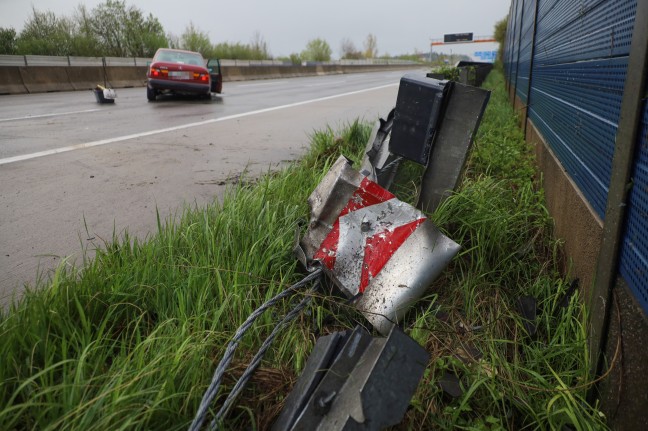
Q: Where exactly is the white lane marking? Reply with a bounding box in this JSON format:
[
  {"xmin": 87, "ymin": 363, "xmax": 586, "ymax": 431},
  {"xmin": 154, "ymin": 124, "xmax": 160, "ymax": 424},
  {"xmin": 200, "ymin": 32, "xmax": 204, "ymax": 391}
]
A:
[
  {"xmin": 0, "ymin": 109, "xmax": 101, "ymax": 123},
  {"xmin": 0, "ymin": 83, "xmax": 397, "ymax": 166}
]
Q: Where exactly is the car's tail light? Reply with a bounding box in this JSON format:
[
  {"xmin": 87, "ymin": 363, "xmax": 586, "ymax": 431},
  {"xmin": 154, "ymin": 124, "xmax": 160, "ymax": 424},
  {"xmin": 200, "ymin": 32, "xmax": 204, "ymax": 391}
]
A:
[
  {"xmin": 149, "ymin": 67, "xmax": 168, "ymax": 77},
  {"xmin": 194, "ymin": 72, "xmax": 209, "ymax": 82}
]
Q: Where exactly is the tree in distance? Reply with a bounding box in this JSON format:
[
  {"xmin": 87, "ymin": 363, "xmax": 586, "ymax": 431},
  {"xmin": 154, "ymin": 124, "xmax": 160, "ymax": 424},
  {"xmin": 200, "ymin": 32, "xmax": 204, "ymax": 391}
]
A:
[
  {"xmin": 10, "ymin": 0, "xmax": 166, "ymax": 57},
  {"xmin": 0, "ymin": 27, "xmax": 17, "ymax": 54},
  {"xmin": 15, "ymin": 8, "xmax": 75, "ymax": 56},
  {"xmin": 301, "ymin": 38, "xmax": 332, "ymax": 62},
  {"xmin": 494, "ymin": 15, "xmax": 508, "ymax": 63},
  {"xmin": 250, "ymin": 31, "xmax": 271, "ymax": 59},
  {"xmin": 90, "ymin": 0, "xmax": 166, "ymax": 57},
  {"xmin": 340, "ymin": 37, "xmax": 362, "ymax": 60},
  {"xmin": 363, "ymin": 33, "xmax": 378, "ymax": 58},
  {"xmin": 180, "ymin": 22, "xmax": 212, "ymax": 57}
]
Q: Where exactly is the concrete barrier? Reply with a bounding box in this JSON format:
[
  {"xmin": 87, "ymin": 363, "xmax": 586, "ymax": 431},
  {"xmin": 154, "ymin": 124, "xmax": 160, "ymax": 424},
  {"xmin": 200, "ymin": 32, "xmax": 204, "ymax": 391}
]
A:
[
  {"xmin": 105, "ymin": 66, "xmax": 147, "ymax": 88},
  {"xmin": 0, "ymin": 67, "xmax": 27, "ymax": 94},
  {"xmin": 66, "ymin": 66, "xmax": 106, "ymax": 91},
  {"xmin": 19, "ymin": 66, "xmax": 74, "ymax": 93},
  {"xmin": 0, "ymin": 63, "xmax": 423, "ymax": 95}
]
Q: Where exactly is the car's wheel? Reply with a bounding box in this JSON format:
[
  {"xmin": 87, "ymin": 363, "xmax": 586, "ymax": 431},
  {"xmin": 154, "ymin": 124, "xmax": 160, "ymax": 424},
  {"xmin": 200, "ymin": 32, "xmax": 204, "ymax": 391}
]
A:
[{"xmin": 146, "ymin": 87, "xmax": 156, "ymax": 102}]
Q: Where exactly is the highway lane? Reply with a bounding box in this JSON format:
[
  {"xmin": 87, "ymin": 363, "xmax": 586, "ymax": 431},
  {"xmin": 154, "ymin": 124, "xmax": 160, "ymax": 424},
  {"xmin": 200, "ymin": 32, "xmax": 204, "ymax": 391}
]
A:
[
  {"xmin": 0, "ymin": 69, "xmax": 421, "ymax": 305},
  {"xmin": 1, "ymin": 72, "xmax": 405, "ymax": 161}
]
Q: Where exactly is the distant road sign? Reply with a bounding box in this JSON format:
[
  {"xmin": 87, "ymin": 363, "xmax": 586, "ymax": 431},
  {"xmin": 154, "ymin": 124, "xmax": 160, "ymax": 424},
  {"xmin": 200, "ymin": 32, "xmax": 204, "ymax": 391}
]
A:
[
  {"xmin": 431, "ymin": 35, "xmax": 495, "ymax": 46},
  {"xmin": 444, "ymin": 33, "xmax": 473, "ymax": 43},
  {"xmin": 474, "ymin": 50, "xmax": 498, "ymax": 62}
]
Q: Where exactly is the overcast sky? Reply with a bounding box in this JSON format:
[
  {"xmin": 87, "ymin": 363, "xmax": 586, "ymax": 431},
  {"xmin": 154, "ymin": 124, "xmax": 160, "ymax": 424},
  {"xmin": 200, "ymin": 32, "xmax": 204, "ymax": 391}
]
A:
[{"xmin": 0, "ymin": 0, "xmax": 510, "ymax": 58}]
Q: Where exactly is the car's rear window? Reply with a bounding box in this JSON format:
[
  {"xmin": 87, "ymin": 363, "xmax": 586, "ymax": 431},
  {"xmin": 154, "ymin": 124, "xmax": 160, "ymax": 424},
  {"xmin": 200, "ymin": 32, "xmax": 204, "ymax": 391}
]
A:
[{"xmin": 155, "ymin": 50, "xmax": 204, "ymax": 66}]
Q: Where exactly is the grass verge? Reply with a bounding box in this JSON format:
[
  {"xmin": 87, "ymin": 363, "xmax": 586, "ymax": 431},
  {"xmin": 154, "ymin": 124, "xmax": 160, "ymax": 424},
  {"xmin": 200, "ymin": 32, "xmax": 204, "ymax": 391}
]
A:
[
  {"xmin": 0, "ymin": 67, "xmax": 606, "ymax": 430},
  {"xmin": 398, "ymin": 69, "xmax": 606, "ymax": 430}
]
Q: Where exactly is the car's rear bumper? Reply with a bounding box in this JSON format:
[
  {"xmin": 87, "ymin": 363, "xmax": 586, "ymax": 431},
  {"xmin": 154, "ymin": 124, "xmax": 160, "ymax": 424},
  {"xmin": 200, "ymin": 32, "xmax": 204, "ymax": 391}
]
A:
[{"xmin": 148, "ymin": 79, "xmax": 210, "ymax": 94}]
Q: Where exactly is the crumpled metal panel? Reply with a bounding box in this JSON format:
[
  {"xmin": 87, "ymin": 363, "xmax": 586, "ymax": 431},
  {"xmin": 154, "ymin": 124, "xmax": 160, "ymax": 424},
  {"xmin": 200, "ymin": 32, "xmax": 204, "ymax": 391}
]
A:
[
  {"xmin": 297, "ymin": 156, "xmax": 366, "ymax": 269},
  {"xmin": 351, "ymin": 219, "xmax": 459, "ymax": 335},
  {"xmin": 299, "ymin": 156, "xmax": 460, "ymax": 334}
]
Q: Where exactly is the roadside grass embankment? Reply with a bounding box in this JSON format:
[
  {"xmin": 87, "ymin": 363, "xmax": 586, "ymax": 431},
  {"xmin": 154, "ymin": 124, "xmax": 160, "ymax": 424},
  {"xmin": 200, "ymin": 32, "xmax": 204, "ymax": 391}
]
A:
[{"xmin": 0, "ymin": 67, "xmax": 607, "ymax": 430}]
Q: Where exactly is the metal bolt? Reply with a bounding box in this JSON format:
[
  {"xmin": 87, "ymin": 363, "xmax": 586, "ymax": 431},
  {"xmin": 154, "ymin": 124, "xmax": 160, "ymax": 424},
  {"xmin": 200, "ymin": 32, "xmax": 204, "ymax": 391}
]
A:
[{"xmin": 314, "ymin": 390, "xmax": 337, "ymax": 414}]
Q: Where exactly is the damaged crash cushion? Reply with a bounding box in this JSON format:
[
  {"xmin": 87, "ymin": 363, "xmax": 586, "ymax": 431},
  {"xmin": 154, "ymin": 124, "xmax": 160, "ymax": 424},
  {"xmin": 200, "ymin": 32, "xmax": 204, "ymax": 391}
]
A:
[{"xmin": 306, "ymin": 156, "xmax": 460, "ymax": 334}]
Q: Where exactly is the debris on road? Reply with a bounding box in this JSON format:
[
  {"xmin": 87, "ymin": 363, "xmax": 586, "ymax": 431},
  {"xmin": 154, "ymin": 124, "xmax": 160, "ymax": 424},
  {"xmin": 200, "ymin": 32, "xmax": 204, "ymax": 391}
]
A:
[{"xmin": 93, "ymin": 84, "xmax": 116, "ymax": 104}]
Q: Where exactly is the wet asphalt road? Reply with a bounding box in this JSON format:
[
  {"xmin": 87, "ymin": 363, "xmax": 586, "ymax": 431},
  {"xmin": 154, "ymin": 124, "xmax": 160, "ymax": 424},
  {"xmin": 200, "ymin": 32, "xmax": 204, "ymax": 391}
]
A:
[{"xmin": 0, "ymin": 69, "xmax": 421, "ymax": 305}]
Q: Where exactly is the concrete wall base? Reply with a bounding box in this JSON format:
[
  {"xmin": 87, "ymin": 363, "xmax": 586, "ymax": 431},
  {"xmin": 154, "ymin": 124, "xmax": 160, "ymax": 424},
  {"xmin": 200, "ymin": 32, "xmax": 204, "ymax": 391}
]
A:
[{"xmin": 525, "ymin": 120, "xmax": 603, "ymax": 297}]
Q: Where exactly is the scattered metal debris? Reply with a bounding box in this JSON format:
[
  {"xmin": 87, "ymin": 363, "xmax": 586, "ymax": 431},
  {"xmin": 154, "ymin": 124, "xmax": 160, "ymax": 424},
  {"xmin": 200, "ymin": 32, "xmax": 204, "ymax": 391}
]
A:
[
  {"xmin": 439, "ymin": 372, "xmax": 464, "ymax": 399},
  {"xmin": 359, "ymin": 109, "xmax": 400, "ymax": 189},
  {"xmin": 93, "ymin": 84, "xmax": 116, "ymax": 103},
  {"xmin": 517, "ymin": 295, "xmax": 538, "ymax": 337},
  {"xmin": 297, "ymin": 156, "xmax": 460, "ymax": 335},
  {"xmin": 360, "ymin": 74, "xmax": 490, "ymax": 214},
  {"xmin": 272, "ymin": 325, "xmax": 430, "ymax": 430},
  {"xmin": 194, "ymin": 72, "xmax": 492, "ymax": 430}
]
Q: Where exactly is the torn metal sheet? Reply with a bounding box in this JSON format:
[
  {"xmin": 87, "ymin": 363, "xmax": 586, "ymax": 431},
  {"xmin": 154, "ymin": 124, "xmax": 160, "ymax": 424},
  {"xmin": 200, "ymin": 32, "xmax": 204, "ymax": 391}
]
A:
[
  {"xmin": 296, "ymin": 156, "xmax": 366, "ymax": 270},
  {"xmin": 272, "ymin": 325, "xmax": 430, "ymax": 431},
  {"xmin": 298, "ymin": 156, "xmax": 460, "ymax": 335},
  {"xmin": 360, "ymin": 109, "xmax": 401, "ymax": 190}
]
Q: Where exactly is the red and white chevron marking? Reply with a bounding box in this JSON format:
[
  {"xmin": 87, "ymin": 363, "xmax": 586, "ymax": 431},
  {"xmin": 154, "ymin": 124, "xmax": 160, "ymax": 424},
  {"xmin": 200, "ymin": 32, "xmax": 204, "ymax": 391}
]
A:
[{"xmin": 313, "ymin": 177, "xmax": 426, "ymax": 296}]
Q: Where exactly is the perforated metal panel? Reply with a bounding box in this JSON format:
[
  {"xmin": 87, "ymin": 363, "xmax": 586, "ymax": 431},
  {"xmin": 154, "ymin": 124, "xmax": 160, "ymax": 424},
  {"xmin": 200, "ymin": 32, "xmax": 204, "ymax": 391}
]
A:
[
  {"xmin": 504, "ymin": 0, "xmax": 647, "ymax": 314},
  {"xmin": 528, "ymin": 57, "xmax": 628, "ymax": 217},
  {"xmin": 504, "ymin": 2, "xmax": 517, "ymax": 83},
  {"xmin": 509, "ymin": 0, "xmax": 524, "ymax": 89},
  {"xmin": 515, "ymin": 0, "xmax": 537, "ymax": 104},
  {"xmin": 534, "ymin": 0, "xmax": 636, "ymax": 65},
  {"xmin": 619, "ymin": 103, "xmax": 648, "ymax": 313},
  {"xmin": 527, "ymin": 0, "xmax": 636, "ymax": 218}
]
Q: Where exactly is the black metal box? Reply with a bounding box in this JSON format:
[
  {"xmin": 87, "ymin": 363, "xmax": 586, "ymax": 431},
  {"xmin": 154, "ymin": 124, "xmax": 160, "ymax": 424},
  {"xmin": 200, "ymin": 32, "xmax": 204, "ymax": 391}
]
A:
[{"xmin": 390, "ymin": 74, "xmax": 447, "ymax": 165}]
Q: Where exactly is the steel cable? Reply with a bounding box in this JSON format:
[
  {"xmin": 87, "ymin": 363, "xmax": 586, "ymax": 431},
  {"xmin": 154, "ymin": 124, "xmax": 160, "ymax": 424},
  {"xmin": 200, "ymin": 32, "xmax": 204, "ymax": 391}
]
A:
[
  {"xmin": 210, "ymin": 286, "xmax": 317, "ymax": 429},
  {"xmin": 188, "ymin": 268, "xmax": 322, "ymax": 431}
]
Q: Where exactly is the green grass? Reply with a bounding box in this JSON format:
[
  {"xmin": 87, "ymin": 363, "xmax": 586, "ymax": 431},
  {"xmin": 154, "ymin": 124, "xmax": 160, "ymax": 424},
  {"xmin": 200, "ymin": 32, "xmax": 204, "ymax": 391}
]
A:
[
  {"xmin": 0, "ymin": 68, "xmax": 606, "ymax": 430},
  {"xmin": 398, "ymin": 69, "xmax": 605, "ymax": 430}
]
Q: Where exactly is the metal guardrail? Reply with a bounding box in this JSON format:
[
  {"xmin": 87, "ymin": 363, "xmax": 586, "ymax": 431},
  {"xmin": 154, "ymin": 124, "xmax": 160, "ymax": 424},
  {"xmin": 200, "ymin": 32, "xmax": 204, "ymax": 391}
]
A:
[
  {"xmin": 0, "ymin": 54, "xmax": 418, "ymax": 67},
  {"xmin": 0, "ymin": 55, "xmax": 153, "ymax": 67}
]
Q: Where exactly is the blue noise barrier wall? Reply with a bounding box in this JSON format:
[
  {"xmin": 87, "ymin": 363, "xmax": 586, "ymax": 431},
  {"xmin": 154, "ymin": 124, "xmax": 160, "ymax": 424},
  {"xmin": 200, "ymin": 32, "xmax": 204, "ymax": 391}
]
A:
[{"xmin": 504, "ymin": 0, "xmax": 647, "ymax": 314}]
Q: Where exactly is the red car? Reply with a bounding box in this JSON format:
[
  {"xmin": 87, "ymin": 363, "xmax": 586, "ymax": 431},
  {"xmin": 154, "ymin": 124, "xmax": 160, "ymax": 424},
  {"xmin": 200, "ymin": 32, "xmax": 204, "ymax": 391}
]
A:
[{"xmin": 146, "ymin": 48, "xmax": 222, "ymax": 101}]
